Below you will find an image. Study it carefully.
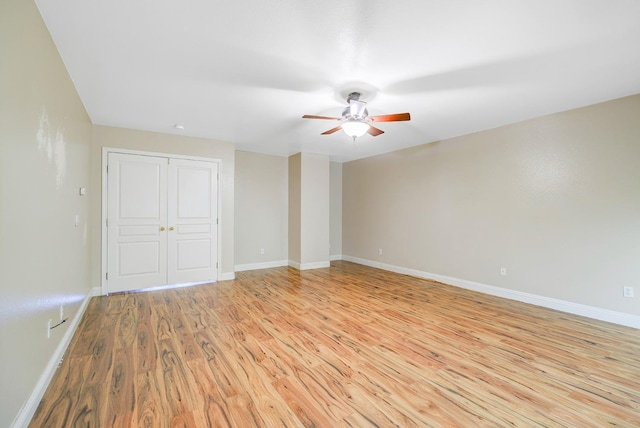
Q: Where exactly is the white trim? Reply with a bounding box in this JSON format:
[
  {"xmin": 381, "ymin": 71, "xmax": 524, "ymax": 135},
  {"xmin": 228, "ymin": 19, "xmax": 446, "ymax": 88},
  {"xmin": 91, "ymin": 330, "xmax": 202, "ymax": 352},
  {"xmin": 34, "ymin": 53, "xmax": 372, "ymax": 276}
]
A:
[
  {"xmin": 101, "ymin": 147, "xmax": 217, "ymax": 163},
  {"xmin": 300, "ymin": 261, "xmax": 331, "ymax": 270},
  {"xmin": 288, "ymin": 260, "xmax": 301, "ymax": 270},
  {"xmin": 235, "ymin": 260, "xmax": 288, "ymax": 272},
  {"xmin": 101, "ymin": 149, "xmax": 108, "ymax": 292},
  {"xmin": 11, "ymin": 287, "xmax": 100, "ymax": 428},
  {"xmin": 343, "ymin": 255, "xmax": 640, "ymax": 329},
  {"xmin": 101, "ymin": 147, "xmax": 223, "ymax": 293},
  {"xmin": 288, "ymin": 260, "xmax": 331, "ymax": 270},
  {"xmin": 218, "ymin": 272, "xmax": 236, "ymax": 281},
  {"xmin": 330, "ymin": 254, "xmax": 343, "ymax": 261}
]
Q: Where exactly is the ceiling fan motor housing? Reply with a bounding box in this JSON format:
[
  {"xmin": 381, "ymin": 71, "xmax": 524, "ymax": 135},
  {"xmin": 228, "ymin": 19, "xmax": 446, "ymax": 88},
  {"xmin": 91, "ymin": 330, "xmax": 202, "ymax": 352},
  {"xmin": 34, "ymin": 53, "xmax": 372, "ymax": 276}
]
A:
[
  {"xmin": 344, "ymin": 92, "xmax": 368, "ymax": 120},
  {"xmin": 342, "ymin": 106, "xmax": 369, "ymax": 121}
]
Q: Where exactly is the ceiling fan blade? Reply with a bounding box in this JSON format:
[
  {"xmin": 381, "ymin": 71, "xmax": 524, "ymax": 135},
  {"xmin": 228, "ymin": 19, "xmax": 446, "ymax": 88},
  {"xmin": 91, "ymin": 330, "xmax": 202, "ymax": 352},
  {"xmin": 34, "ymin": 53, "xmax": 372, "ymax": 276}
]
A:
[
  {"xmin": 367, "ymin": 126, "xmax": 385, "ymax": 136},
  {"xmin": 302, "ymin": 115, "xmax": 341, "ymax": 120},
  {"xmin": 369, "ymin": 112, "xmax": 411, "ymax": 122},
  {"xmin": 321, "ymin": 125, "xmax": 343, "ymax": 135}
]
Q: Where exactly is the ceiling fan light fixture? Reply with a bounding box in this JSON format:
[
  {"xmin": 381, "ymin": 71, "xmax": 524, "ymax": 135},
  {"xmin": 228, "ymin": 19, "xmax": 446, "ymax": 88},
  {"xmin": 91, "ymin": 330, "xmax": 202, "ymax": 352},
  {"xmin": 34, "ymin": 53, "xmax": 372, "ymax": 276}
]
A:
[{"xmin": 342, "ymin": 121, "xmax": 369, "ymax": 138}]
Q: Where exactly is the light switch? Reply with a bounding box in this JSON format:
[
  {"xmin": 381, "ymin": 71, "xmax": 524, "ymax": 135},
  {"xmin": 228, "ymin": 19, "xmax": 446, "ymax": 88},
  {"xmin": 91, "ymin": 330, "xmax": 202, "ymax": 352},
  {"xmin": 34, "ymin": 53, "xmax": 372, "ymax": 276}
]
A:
[
  {"xmin": 75, "ymin": 215, "xmax": 80, "ymax": 227},
  {"xmin": 79, "ymin": 187, "xmax": 87, "ymax": 196}
]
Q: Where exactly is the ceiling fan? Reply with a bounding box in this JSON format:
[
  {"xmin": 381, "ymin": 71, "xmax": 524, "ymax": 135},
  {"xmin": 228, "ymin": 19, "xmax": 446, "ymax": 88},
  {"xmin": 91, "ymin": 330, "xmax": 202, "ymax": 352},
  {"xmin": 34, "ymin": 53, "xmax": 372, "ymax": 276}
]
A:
[{"xmin": 302, "ymin": 92, "xmax": 411, "ymax": 141}]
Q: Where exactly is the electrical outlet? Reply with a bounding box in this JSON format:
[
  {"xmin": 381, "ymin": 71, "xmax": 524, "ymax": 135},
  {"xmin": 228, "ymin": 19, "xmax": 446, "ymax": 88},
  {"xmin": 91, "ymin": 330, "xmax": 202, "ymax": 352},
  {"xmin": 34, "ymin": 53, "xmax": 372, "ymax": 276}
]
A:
[
  {"xmin": 47, "ymin": 319, "xmax": 52, "ymax": 339},
  {"xmin": 500, "ymin": 267, "xmax": 507, "ymax": 276},
  {"xmin": 260, "ymin": 248, "xmax": 265, "ymax": 255},
  {"xmin": 623, "ymin": 286, "xmax": 634, "ymax": 298},
  {"xmin": 60, "ymin": 305, "xmax": 64, "ymax": 320},
  {"xmin": 378, "ymin": 249, "xmax": 383, "ymax": 255}
]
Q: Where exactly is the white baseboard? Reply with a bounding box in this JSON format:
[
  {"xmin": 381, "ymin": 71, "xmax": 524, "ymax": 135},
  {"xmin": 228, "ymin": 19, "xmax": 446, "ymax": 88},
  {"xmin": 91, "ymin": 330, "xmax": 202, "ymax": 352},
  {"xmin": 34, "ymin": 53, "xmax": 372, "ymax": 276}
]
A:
[
  {"xmin": 343, "ymin": 255, "xmax": 640, "ymax": 329},
  {"xmin": 330, "ymin": 254, "xmax": 343, "ymax": 261},
  {"xmin": 11, "ymin": 286, "xmax": 100, "ymax": 428},
  {"xmin": 218, "ymin": 272, "xmax": 235, "ymax": 281},
  {"xmin": 288, "ymin": 260, "xmax": 331, "ymax": 270},
  {"xmin": 235, "ymin": 260, "xmax": 288, "ymax": 272},
  {"xmin": 288, "ymin": 260, "xmax": 301, "ymax": 269},
  {"xmin": 300, "ymin": 261, "xmax": 330, "ymax": 270}
]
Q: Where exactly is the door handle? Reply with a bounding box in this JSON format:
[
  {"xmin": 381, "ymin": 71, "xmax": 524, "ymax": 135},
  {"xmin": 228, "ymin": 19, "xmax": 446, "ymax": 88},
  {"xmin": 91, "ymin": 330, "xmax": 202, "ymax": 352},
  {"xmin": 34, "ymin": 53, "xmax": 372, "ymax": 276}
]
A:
[
  {"xmin": 169, "ymin": 226, "xmax": 175, "ymax": 231},
  {"xmin": 160, "ymin": 226, "xmax": 166, "ymax": 231}
]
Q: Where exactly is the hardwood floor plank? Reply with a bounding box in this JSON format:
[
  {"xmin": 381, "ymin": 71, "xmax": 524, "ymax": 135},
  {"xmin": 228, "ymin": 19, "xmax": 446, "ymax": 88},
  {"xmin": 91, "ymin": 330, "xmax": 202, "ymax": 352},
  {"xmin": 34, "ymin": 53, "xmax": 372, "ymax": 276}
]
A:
[
  {"xmin": 116, "ymin": 308, "xmax": 138, "ymax": 349},
  {"xmin": 170, "ymin": 411, "xmax": 198, "ymax": 428},
  {"xmin": 135, "ymin": 370, "xmax": 169, "ymax": 428},
  {"xmin": 185, "ymin": 357, "xmax": 237, "ymax": 427},
  {"xmin": 135, "ymin": 315, "xmax": 159, "ymax": 373},
  {"xmin": 159, "ymin": 338, "xmax": 202, "ymax": 415},
  {"xmin": 30, "ymin": 261, "xmax": 640, "ymax": 427},
  {"xmin": 107, "ymin": 347, "xmax": 136, "ymax": 418},
  {"xmin": 225, "ymin": 392, "xmax": 268, "ymax": 427},
  {"xmin": 272, "ymin": 377, "xmax": 335, "ymax": 427},
  {"xmin": 69, "ymin": 382, "xmax": 108, "ymax": 427}
]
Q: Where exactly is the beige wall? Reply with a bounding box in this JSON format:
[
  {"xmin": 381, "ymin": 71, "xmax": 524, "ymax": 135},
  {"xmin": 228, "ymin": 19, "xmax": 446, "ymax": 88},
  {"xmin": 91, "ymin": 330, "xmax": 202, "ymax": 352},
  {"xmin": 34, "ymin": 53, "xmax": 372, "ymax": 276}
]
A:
[
  {"xmin": 235, "ymin": 151, "xmax": 288, "ymax": 267},
  {"xmin": 236, "ymin": 153, "xmax": 341, "ymax": 268},
  {"xmin": 300, "ymin": 153, "xmax": 330, "ymax": 266},
  {"xmin": 91, "ymin": 125, "xmax": 235, "ymax": 282},
  {"xmin": 330, "ymin": 161, "xmax": 343, "ymax": 258},
  {"xmin": 0, "ymin": 0, "xmax": 93, "ymax": 425},
  {"xmin": 344, "ymin": 94, "xmax": 640, "ymax": 316},
  {"xmin": 288, "ymin": 153, "xmax": 330, "ymax": 268},
  {"xmin": 288, "ymin": 153, "xmax": 302, "ymax": 264}
]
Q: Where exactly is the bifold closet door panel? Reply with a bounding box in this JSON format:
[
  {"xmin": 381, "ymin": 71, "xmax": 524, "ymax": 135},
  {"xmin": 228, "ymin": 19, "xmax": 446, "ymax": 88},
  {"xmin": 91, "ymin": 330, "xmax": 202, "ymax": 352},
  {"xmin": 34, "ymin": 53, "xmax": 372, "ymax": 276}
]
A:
[
  {"xmin": 107, "ymin": 153, "xmax": 168, "ymax": 293},
  {"xmin": 167, "ymin": 159, "xmax": 218, "ymax": 284}
]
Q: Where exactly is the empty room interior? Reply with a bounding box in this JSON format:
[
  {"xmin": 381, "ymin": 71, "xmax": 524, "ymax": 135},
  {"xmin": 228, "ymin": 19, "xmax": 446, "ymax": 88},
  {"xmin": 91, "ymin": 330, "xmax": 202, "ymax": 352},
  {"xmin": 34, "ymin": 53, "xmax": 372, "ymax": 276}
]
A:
[{"xmin": 2, "ymin": 0, "xmax": 640, "ymax": 426}]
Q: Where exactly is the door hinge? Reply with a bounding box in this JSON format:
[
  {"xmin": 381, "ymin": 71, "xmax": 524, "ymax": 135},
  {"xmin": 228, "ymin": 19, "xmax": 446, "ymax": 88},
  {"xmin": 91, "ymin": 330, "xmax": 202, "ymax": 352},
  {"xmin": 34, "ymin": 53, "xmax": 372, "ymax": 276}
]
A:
[
  {"xmin": 106, "ymin": 272, "xmax": 109, "ymax": 280},
  {"xmin": 106, "ymin": 218, "xmax": 109, "ymax": 227},
  {"xmin": 216, "ymin": 262, "xmax": 218, "ymax": 268},
  {"xmin": 216, "ymin": 218, "xmax": 218, "ymax": 225},
  {"xmin": 106, "ymin": 164, "xmax": 109, "ymax": 174}
]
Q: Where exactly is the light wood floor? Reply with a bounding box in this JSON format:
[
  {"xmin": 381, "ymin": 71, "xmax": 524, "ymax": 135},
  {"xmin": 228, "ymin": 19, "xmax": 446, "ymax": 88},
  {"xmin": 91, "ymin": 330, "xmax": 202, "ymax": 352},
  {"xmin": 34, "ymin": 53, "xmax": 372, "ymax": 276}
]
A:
[{"xmin": 31, "ymin": 261, "xmax": 640, "ymax": 427}]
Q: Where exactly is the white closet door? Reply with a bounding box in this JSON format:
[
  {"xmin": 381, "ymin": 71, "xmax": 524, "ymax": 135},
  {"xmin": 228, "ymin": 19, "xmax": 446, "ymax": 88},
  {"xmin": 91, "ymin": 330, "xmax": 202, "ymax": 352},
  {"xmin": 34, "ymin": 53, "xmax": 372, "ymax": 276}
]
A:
[
  {"xmin": 167, "ymin": 159, "xmax": 218, "ymax": 284},
  {"xmin": 107, "ymin": 153, "xmax": 168, "ymax": 293}
]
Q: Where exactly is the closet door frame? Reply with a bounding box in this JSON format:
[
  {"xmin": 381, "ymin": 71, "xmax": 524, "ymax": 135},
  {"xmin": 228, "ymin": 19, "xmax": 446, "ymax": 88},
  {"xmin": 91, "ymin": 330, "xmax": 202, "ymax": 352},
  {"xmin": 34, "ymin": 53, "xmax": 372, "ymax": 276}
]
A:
[{"xmin": 101, "ymin": 147, "xmax": 222, "ymax": 295}]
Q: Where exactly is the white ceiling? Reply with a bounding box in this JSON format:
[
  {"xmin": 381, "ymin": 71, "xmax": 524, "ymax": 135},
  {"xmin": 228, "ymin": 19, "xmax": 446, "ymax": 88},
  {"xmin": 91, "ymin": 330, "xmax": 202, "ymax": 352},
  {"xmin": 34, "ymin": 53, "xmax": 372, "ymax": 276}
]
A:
[{"xmin": 36, "ymin": 0, "xmax": 640, "ymax": 162}]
